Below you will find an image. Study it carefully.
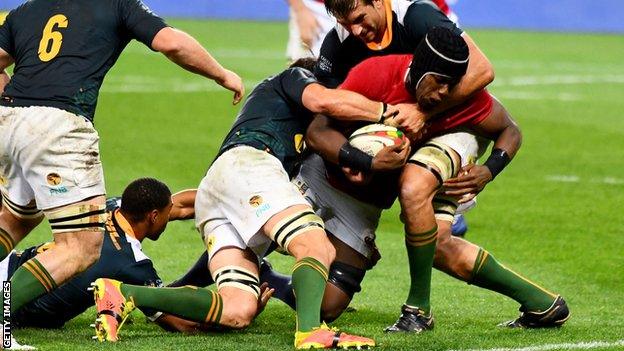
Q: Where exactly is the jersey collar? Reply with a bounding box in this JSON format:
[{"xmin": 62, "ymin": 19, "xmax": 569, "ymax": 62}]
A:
[
  {"xmin": 366, "ymin": 0, "xmax": 394, "ymax": 51},
  {"xmin": 113, "ymin": 209, "xmax": 137, "ymax": 239}
]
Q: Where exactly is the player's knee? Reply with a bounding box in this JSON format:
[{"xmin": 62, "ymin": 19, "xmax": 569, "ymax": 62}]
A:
[
  {"xmin": 221, "ymin": 299, "xmax": 257, "ymax": 329},
  {"xmin": 289, "ymin": 232, "xmax": 335, "ymax": 267},
  {"xmin": 399, "ymin": 170, "xmax": 438, "ymax": 208}
]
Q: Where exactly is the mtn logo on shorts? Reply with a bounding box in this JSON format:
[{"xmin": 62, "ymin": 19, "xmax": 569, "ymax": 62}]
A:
[
  {"xmin": 249, "ymin": 195, "xmax": 263, "ymax": 207},
  {"xmin": 46, "ymin": 173, "xmax": 62, "ymax": 186}
]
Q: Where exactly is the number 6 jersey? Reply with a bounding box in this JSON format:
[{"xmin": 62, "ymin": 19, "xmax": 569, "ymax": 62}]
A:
[{"xmin": 0, "ymin": 0, "xmax": 167, "ymax": 121}]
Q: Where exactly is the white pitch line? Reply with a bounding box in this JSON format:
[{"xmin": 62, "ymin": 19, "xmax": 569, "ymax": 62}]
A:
[
  {"xmin": 449, "ymin": 339, "xmax": 624, "ymax": 351},
  {"xmin": 545, "ymin": 175, "xmax": 624, "ymax": 185},
  {"xmin": 493, "ymin": 74, "xmax": 624, "ymax": 87}
]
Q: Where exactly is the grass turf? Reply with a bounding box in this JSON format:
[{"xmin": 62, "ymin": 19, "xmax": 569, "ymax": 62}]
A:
[{"xmin": 10, "ymin": 20, "xmax": 624, "ymax": 350}]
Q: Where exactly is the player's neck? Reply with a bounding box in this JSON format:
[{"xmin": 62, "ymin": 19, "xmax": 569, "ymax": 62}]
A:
[{"xmin": 116, "ymin": 209, "xmax": 147, "ymax": 241}]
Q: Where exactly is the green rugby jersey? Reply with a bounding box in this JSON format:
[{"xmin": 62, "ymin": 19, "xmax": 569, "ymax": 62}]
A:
[
  {"xmin": 0, "ymin": 0, "xmax": 167, "ymax": 120},
  {"xmin": 218, "ymin": 67, "xmax": 317, "ymax": 177},
  {"xmin": 3, "ymin": 198, "xmax": 162, "ymax": 328}
]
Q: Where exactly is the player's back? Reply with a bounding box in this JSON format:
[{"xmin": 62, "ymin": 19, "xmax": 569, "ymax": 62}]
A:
[{"xmin": 0, "ymin": 0, "xmax": 165, "ymax": 120}]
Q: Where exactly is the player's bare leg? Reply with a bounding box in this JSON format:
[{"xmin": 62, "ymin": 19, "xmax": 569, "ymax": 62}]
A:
[
  {"xmin": 433, "ymin": 219, "xmax": 569, "ymax": 327},
  {"xmin": 7, "ymin": 195, "xmax": 106, "ymax": 316},
  {"xmin": 384, "ymin": 164, "xmax": 441, "ymax": 333},
  {"xmin": 263, "ymin": 204, "xmax": 374, "ymax": 349},
  {"xmin": 0, "ymin": 198, "xmax": 43, "ymax": 261},
  {"xmin": 321, "ymin": 234, "xmax": 369, "ymax": 323},
  {"xmin": 209, "ymin": 247, "xmax": 263, "ymax": 329}
]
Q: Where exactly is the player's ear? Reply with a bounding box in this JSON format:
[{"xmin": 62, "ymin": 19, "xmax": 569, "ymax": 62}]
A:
[{"xmin": 149, "ymin": 209, "xmax": 159, "ymax": 224}]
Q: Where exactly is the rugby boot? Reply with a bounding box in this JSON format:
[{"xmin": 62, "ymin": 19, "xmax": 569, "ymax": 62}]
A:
[
  {"xmin": 384, "ymin": 304, "xmax": 434, "ymax": 333},
  {"xmin": 89, "ymin": 278, "xmax": 136, "ymax": 342},
  {"xmin": 295, "ymin": 323, "xmax": 375, "ymax": 349},
  {"xmin": 499, "ymin": 295, "xmax": 570, "ymax": 328}
]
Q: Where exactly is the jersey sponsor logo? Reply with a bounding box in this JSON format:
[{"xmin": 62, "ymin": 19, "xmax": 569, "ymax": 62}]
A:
[
  {"xmin": 0, "ymin": 12, "xmax": 7, "ymax": 25},
  {"xmin": 318, "ymin": 55, "xmax": 332, "ymax": 72}
]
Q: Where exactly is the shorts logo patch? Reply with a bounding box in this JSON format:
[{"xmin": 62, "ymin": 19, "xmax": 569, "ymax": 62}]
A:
[
  {"xmin": 0, "ymin": 175, "xmax": 7, "ymax": 187},
  {"xmin": 205, "ymin": 233, "xmax": 216, "ymax": 254},
  {"xmin": 46, "ymin": 173, "xmax": 63, "ymax": 186},
  {"xmin": 249, "ymin": 195, "xmax": 263, "ymax": 207}
]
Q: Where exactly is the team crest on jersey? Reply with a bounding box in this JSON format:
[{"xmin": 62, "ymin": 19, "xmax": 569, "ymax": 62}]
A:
[
  {"xmin": 249, "ymin": 195, "xmax": 263, "ymax": 207},
  {"xmin": 46, "ymin": 173, "xmax": 63, "ymax": 186}
]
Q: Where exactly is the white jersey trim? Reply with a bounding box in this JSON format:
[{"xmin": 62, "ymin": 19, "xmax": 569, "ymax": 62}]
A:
[{"xmin": 126, "ymin": 235, "xmax": 150, "ymax": 263}]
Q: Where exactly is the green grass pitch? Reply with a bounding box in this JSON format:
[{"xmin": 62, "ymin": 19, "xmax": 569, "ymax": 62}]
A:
[{"xmin": 11, "ymin": 20, "xmax": 624, "ymax": 350}]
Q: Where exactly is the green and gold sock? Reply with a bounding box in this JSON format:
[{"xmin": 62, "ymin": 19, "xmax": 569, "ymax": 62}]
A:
[
  {"xmin": 9, "ymin": 258, "xmax": 57, "ymax": 314},
  {"xmin": 404, "ymin": 226, "xmax": 438, "ymax": 314},
  {"xmin": 0, "ymin": 227, "xmax": 15, "ymax": 261},
  {"xmin": 292, "ymin": 257, "xmax": 328, "ymax": 332},
  {"xmin": 471, "ymin": 248, "xmax": 557, "ymax": 311},
  {"xmin": 120, "ymin": 285, "xmax": 222, "ymax": 323}
]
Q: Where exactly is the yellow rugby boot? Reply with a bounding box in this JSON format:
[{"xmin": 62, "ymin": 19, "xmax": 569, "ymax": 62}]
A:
[{"xmin": 295, "ymin": 323, "xmax": 375, "ymax": 349}]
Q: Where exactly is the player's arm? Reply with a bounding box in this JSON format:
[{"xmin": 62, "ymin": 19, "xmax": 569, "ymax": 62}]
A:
[
  {"xmin": 306, "ymin": 115, "xmax": 409, "ymax": 172},
  {"xmin": 151, "ymin": 27, "xmax": 244, "ymax": 104},
  {"xmin": 301, "ymin": 83, "xmax": 389, "ymax": 122},
  {"xmin": 443, "ymin": 98, "xmax": 521, "ymax": 199},
  {"xmin": 0, "ymin": 44, "xmax": 14, "ymax": 95},
  {"xmin": 153, "ymin": 314, "xmax": 205, "ymax": 333},
  {"xmin": 169, "ymin": 189, "xmax": 196, "ymax": 221}
]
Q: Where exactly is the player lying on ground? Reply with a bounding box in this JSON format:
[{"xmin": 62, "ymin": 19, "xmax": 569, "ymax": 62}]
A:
[
  {"xmin": 0, "ymin": 179, "xmax": 202, "ymax": 332},
  {"xmin": 90, "ymin": 58, "xmax": 415, "ymax": 349},
  {"xmin": 296, "ymin": 27, "xmax": 569, "ymax": 332}
]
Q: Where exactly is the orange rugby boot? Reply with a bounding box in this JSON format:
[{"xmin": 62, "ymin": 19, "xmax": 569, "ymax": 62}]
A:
[{"xmin": 89, "ymin": 278, "xmax": 135, "ymax": 342}]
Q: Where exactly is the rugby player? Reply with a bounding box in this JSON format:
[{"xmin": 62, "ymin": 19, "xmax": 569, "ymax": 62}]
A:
[
  {"xmin": 311, "ymin": 0, "xmax": 496, "ymax": 319},
  {"xmin": 89, "ymin": 59, "xmax": 413, "ymax": 349},
  {"xmin": 0, "ymin": 179, "xmax": 203, "ymax": 332},
  {"xmin": 0, "ymin": 0, "xmax": 243, "ymax": 348},
  {"xmin": 298, "ymin": 27, "xmax": 569, "ymax": 331}
]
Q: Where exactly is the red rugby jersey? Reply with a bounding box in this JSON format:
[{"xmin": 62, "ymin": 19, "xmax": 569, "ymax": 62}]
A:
[{"xmin": 339, "ymin": 54, "xmax": 493, "ymax": 141}]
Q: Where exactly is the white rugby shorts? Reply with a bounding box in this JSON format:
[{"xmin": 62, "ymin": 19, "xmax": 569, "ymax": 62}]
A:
[
  {"xmin": 0, "ymin": 106, "xmax": 105, "ymax": 210},
  {"xmin": 293, "ymin": 154, "xmax": 382, "ymax": 259},
  {"xmin": 195, "ymin": 146, "xmax": 310, "ymax": 261}
]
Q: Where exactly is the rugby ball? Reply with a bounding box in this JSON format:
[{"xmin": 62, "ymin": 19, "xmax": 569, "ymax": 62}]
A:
[{"xmin": 348, "ymin": 124, "xmax": 407, "ymax": 156}]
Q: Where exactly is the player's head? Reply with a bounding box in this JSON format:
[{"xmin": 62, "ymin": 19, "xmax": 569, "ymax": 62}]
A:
[
  {"xmin": 407, "ymin": 27, "xmax": 469, "ymax": 110},
  {"xmin": 325, "ymin": 0, "xmax": 387, "ymax": 43},
  {"xmin": 289, "ymin": 57, "xmax": 318, "ymax": 72},
  {"xmin": 120, "ymin": 178, "xmax": 172, "ymax": 241}
]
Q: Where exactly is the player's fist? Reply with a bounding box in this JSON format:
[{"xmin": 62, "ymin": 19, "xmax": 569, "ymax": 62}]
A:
[{"xmin": 371, "ymin": 138, "xmax": 411, "ymax": 171}]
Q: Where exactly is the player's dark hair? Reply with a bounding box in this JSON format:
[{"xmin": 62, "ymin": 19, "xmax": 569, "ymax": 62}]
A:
[
  {"xmin": 121, "ymin": 178, "xmax": 171, "ymax": 222},
  {"xmin": 325, "ymin": 0, "xmax": 373, "ymax": 19},
  {"xmin": 407, "ymin": 26, "xmax": 469, "ymax": 92},
  {"xmin": 289, "ymin": 57, "xmax": 318, "ymax": 72}
]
